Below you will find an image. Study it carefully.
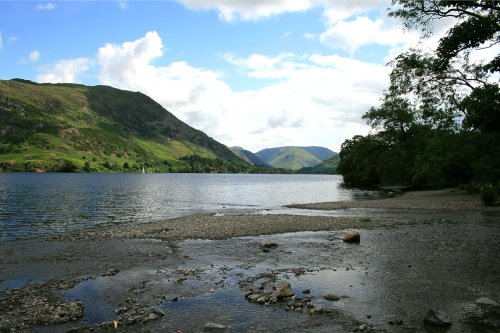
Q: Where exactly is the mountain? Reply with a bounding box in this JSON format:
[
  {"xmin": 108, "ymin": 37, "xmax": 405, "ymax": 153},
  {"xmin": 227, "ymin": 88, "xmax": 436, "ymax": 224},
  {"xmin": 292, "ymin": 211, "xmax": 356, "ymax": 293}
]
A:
[
  {"xmin": 255, "ymin": 146, "xmax": 337, "ymax": 170},
  {"xmin": 0, "ymin": 79, "xmax": 250, "ymax": 173},
  {"xmin": 297, "ymin": 155, "xmax": 340, "ymax": 174},
  {"xmin": 230, "ymin": 146, "xmax": 271, "ymax": 167}
]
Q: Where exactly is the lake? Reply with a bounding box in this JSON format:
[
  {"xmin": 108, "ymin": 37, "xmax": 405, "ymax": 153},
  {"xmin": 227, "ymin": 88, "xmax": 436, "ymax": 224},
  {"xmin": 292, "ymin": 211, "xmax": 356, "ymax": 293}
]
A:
[{"xmin": 0, "ymin": 173, "xmax": 366, "ymax": 241}]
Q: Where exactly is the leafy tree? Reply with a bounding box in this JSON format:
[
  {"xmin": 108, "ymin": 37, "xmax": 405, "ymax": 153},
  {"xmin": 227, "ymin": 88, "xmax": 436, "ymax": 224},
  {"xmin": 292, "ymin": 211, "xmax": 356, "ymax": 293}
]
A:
[{"xmin": 338, "ymin": 0, "xmax": 500, "ymax": 189}]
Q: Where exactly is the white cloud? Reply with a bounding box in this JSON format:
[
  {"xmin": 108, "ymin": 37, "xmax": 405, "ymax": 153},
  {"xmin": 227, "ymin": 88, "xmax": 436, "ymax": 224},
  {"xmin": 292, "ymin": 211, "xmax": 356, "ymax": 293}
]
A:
[
  {"xmin": 37, "ymin": 58, "xmax": 91, "ymax": 83},
  {"xmin": 320, "ymin": 16, "xmax": 419, "ymax": 55},
  {"xmin": 93, "ymin": 32, "xmax": 388, "ymax": 151},
  {"xmin": 118, "ymin": 1, "xmax": 128, "ymax": 10},
  {"xmin": 177, "ymin": 0, "xmax": 316, "ymax": 22},
  {"xmin": 34, "ymin": 31, "xmax": 388, "ymax": 152},
  {"xmin": 35, "ymin": 3, "xmax": 57, "ymax": 11},
  {"xmin": 303, "ymin": 32, "xmax": 316, "ymax": 40},
  {"xmin": 29, "ymin": 50, "xmax": 41, "ymax": 62}
]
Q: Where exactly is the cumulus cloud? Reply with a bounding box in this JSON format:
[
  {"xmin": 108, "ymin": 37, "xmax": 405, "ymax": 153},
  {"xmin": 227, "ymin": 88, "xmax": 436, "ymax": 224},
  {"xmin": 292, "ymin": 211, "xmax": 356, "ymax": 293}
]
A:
[
  {"xmin": 35, "ymin": 3, "xmax": 57, "ymax": 11},
  {"xmin": 35, "ymin": 31, "xmax": 389, "ymax": 151},
  {"xmin": 177, "ymin": 0, "xmax": 316, "ymax": 22},
  {"xmin": 37, "ymin": 58, "xmax": 91, "ymax": 83},
  {"xmin": 29, "ymin": 50, "xmax": 41, "ymax": 62},
  {"xmin": 320, "ymin": 16, "xmax": 419, "ymax": 55},
  {"xmin": 93, "ymin": 32, "xmax": 389, "ymax": 150}
]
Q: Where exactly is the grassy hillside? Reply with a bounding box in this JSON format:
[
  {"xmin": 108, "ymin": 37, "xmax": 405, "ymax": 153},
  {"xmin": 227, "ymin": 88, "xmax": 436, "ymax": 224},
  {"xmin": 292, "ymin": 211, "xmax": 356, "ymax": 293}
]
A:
[
  {"xmin": 255, "ymin": 146, "xmax": 336, "ymax": 170},
  {"xmin": 297, "ymin": 155, "xmax": 340, "ymax": 174},
  {"xmin": 230, "ymin": 147, "xmax": 271, "ymax": 167},
  {"xmin": 0, "ymin": 79, "xmax": 250, "ymax": 173}
]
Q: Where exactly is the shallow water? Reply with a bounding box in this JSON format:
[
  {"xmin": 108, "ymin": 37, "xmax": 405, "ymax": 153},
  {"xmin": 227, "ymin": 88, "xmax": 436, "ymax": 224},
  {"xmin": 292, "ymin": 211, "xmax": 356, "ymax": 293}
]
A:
[{"xmin": 0, "ymin": 173, "xmax": 374, "ymax": 241}]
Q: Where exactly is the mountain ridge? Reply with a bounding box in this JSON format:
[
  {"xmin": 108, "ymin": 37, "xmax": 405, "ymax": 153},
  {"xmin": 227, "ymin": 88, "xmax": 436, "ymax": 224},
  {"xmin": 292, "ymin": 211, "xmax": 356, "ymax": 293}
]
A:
[
  {"xmin": 0, "ymin": 79, "xmax": 252, "ymax": 172},
  {"xmin": 255, "ymin": 146, "xmax": 337, "ymax": 170}
]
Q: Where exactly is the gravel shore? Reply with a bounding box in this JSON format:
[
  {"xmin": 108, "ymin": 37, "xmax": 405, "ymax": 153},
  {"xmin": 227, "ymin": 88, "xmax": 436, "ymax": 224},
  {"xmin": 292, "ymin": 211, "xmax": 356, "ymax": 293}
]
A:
[
  {"xmin": 1, "ymin": 188, "xmax": 499, "ymax": 333},
  {"xmin": 55, "ymin": 189, "xmax": 497, "ymax": 242}
]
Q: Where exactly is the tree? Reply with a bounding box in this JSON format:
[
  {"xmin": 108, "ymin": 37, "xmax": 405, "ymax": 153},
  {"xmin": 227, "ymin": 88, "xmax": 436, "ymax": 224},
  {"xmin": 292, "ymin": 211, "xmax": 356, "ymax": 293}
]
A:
[
  {"xmin": 337, "ymin": 0, "xmax": 500, "ymax": 189},
  {"xmin": 388, "ymin": 0, "xmax": 499, "ymax": 131}
]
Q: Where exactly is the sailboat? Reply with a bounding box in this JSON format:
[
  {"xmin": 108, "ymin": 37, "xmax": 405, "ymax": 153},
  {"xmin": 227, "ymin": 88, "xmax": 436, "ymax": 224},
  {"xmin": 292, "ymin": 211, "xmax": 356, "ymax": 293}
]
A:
[{"xmin": 142, "ymin": 166, "xmax": 145, "ymax": 174}]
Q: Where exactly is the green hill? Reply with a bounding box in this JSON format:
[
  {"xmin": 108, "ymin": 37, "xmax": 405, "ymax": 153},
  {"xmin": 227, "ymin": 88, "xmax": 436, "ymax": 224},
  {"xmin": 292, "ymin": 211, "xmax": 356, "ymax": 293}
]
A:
[
  {"xmin": 230, "ymin": 147, "xmax": 271, "ymax": 167},
  {"xmin": 0, "ymin": 79, "xmax": 250, "ymax": 173},
  {"xmin": 255, "ymin": 146, "xmax": 336, "ymax": 170},
  {"xmin": 297, "ymin": 155, "xmax": 340, "ymax": 174}
]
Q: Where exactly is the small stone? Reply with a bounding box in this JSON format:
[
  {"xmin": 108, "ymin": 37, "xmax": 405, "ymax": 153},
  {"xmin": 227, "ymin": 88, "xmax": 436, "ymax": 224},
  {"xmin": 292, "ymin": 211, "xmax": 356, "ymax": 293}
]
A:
[
  {"xmin": 102, "ymin": 268, "xmax": 119, "ymax": 276},
  {"xmin": 324, "ymin": 293, "xmax": 340, "ymax": 301},
  {"xmin": 260, "ymin": 240, "xmax": 278, "ymax": 249},
  {"xmin": 244, "ymin": 290, "xmax": 253, "ymax": 298},
  {"xmin": 204, "ymin": 322, "xmax": 227, "ymax": 331},
  {"xmin": 476, "ymin": 297, "xmax": 499, "ymax": 306},
  {"xmin": 387, "ymin": 315, "xmax": 403, "ymax": 325},
  {"xmin": 342, "ymin": 231, "xmax": 360, "ymax": 243},
  {"xmin": 145, "ymin": 313, "xmax": 158, "ymax": 321},
  {"xmin": 272, "ymin": 281, "xmax": 294, "ymax": 298},
  {"xmin": 256, "ymin": 297, "xmax": 266, "ymax": 304},
  {"xmin": 302, "ymin": 289, "xmax": 311, "ymax": 294},
  {"xmin": 423, "ymin": 309, "xmax": 451, "ymax": 327}
]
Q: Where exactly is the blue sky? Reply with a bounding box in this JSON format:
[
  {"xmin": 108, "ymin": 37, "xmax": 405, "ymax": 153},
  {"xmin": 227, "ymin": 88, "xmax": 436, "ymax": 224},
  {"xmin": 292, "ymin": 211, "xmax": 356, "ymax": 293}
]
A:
[{"xmin": 1, "ymin": 0, "xmax": 425, "ymax": 152}]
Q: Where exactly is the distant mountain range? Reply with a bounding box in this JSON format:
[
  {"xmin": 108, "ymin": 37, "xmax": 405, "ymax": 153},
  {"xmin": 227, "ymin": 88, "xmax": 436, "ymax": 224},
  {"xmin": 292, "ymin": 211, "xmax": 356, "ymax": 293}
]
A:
[
  {"xmin": 230, "ymin": 147, "xmax": 271, "ymax": 167},
  {"xmin": 255, "ymin": 146, "xmax": 337, "ymax": 170}
]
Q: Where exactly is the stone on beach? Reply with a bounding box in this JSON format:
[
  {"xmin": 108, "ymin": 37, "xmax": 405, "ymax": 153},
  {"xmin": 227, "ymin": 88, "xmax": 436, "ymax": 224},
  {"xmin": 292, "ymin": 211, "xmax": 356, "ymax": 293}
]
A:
[
  {"xmin": 342, "ymin": 231, "xmax": 360, "ymax": 243},
  {"xmin": 204, "ymin": 322, "xmax": 227, "ymax": 331},
  {"xmin": 272, "ymin": 281, "xmax": 294, "ymax": 298},
  {"xmin": 475, "ymin": 297, "xmax": 499, "ymax": 306},
  {"xmin": 260, "ymin": 240, "xmax": 278, "ymax": 252},
  {"xmin": 323, "ymin": 293, "xmax": 340, "ymax": 301},
  {"xmin": 423, "ymin": 309, "xmax": 452, "ymax": 327}
]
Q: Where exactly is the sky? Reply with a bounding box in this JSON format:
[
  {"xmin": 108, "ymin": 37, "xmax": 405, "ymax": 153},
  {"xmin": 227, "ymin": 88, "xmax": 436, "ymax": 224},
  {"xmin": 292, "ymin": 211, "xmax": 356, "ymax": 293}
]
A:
[{"xmin": 0, "ymin": 0, "xmax": 432, "ymax": 153}]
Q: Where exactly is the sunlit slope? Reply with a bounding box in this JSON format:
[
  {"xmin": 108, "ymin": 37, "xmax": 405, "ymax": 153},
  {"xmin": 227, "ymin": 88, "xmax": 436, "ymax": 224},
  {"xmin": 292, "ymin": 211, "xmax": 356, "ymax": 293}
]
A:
[
  {"xmin": 255, "ymin": 146, "xmax": 337, "ymax": 170},
  {"xmin": 0, "ymin": 79, "xmax": 245, "ymax": 172}
]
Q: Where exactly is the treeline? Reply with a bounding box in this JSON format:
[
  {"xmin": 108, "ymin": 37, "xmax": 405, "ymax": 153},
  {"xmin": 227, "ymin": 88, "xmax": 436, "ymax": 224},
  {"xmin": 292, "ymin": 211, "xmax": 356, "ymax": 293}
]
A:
[
  {"xmin": 0, "ymin": 154, "xmax": 294, "ymax": 174},
  {"xmin": 337, "ymin": 0, "xmax": 499, "ymax": 203}
]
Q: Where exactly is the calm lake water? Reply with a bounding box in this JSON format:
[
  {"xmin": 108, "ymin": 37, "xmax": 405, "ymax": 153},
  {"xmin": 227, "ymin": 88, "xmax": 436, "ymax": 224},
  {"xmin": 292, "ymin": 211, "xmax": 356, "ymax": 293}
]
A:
[{"xmin": 0, "ymin": 173, "xmax": 363, "ymax": 241}]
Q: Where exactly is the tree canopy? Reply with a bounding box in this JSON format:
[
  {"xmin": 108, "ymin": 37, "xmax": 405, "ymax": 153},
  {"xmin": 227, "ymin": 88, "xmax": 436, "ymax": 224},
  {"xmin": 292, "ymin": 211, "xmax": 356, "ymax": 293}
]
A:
[{"xmin": 337, "ymin": 0, "xmax": 500, "ymax": 190}]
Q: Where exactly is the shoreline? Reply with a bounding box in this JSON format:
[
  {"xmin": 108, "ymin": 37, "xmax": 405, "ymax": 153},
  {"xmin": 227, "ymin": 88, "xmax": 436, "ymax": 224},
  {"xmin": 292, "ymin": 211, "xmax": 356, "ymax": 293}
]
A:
[
  {"xmin": 50, "ymin": 187, "xmax": 499, "ymax": 242},
  {"xmin": 1, "ymin": 188, "xmax": 499, "ymax": 332}
]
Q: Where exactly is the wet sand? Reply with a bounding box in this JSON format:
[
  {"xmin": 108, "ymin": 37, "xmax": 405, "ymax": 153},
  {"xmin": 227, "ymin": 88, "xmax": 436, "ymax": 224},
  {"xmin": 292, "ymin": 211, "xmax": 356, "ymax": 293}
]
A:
[{"xmin": 1, "ymin": 189, "xmax": 499, "ymax": 332}]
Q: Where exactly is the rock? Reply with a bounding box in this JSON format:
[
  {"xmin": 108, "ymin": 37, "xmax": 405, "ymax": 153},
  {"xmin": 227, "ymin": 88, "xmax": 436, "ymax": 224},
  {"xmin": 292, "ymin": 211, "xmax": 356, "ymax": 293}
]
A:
[
  {"xmin": 145, "ymin": 313, "xmax": 158, "ymax": 321},
  {"xmin": 256, "ymin": 297, "xmax": 266, "ymax": 304},
  {"xmin": 302, "ymin": 289, "xmax": 311, "ymax": 294},
  {"xmin": 476, "ymin": 297, "xmax": 499, "ymax": 306},
  {"xmin": 102, "ymin": 268, "xmax": 119, "ymax": 276},
  {"xmin": 323, "ymin": 293, "xmax": 340, "ymax": 301},
  {"xmin": 204, "ymin": 322, "xmax": 227, "ymax": 331},
  {"xmin": 260, "ymin": 240, "xmax": 278, "ymax": 249},
  {"xmin": 423, "ymin": 309, "xmax": 452, "ymax": 327},
  {"xmin": 272, "ymin": 281, "xmax": 294, "ymax": 298},
  {"xmin": 114, "ymin": 306, "xmax": 127, "ymax": 314},
  {"xmin": 387, "ymin": 315, "xmax": 403, "ymax": 325},
  {"xmin": 342, "ymin": 231, "xmax": 360, "ymax": 243},
  {"xmin": 244, "ymin": 290, "xmax": 253, "ymax": 298}
]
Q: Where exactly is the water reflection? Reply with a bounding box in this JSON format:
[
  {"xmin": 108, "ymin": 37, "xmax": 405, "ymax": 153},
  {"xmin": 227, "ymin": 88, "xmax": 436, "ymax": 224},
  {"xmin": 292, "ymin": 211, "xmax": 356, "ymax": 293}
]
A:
[{"xmin": 0, "ymin": 173, "xmax": 360, "ymax": 241}]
